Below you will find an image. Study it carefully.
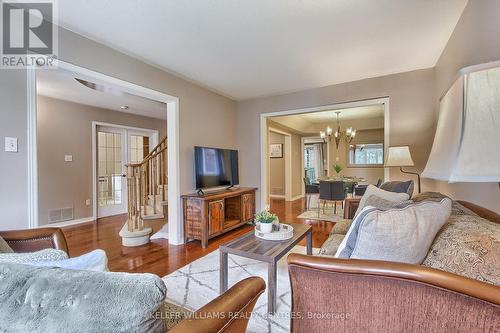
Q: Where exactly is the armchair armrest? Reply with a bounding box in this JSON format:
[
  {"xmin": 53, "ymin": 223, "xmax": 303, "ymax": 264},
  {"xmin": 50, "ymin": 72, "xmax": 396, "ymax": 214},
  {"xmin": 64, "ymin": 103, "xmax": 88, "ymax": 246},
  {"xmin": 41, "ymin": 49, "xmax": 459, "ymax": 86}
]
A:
[
  {"xmin": 343, "ymin": 198, "xmax": 360, "ymax": 219},
  {"xmin": 170, "ymin": 277, "xmax": 265, "ymax": 333},
  {"xmin": 0, "ymin": 227, "xmax": 68, "ymax": 254},
  {"xmin": 287, "ymin": 254, "xmax": 500, "ymax": 333}
]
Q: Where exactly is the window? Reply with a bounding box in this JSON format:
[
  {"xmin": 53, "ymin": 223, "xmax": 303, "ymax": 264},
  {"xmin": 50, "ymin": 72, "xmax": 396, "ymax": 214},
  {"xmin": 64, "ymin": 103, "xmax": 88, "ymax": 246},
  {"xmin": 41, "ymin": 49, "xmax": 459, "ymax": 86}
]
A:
[{"xmin": 348, "ymin": 143, "xmax": 384, "ymax": 167}]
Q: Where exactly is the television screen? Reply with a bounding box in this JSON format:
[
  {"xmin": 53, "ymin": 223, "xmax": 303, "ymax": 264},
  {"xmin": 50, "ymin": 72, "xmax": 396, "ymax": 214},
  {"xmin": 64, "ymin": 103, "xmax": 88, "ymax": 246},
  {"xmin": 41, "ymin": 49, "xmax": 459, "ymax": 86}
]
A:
[{"xmin": 194, "ymin": 147, "xmax": 239, "ymax": 189}]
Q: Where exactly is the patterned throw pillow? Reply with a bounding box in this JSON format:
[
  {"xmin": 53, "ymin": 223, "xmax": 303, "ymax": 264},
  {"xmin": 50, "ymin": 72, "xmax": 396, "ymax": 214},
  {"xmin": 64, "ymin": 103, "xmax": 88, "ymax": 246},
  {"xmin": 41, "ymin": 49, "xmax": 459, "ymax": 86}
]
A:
[
  {"xmin": 0, "ymin": 236, "xmax": 13, "ymax": 253},
  {"xmin": 0, "ymin": 248, "xmax": 68, "ymax": 263},
  {"xmin": 348, "ymin": 198, "xmax": 452, "ymax": 264},
  {"xmin": 423, "ymin": 213, "xmax": 500, "ymax": 285}
]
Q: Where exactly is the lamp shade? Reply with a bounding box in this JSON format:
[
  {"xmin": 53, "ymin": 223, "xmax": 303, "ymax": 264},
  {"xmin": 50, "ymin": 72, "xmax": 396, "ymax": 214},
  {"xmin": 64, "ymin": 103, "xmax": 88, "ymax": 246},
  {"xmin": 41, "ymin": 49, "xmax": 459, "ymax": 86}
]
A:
[
  {"xmin": 385, "ymin": 146, "xmax": 415, "ymax": 167},
  {"xmin": 422, "ymin": 65, "xmax": 500, "ymax": 182}
]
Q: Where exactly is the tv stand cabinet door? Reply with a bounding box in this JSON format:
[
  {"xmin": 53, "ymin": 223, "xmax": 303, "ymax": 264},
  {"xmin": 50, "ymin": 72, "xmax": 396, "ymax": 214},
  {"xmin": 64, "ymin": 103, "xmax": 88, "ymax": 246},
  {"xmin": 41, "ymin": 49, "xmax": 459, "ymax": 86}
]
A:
[
  {"xmin": 242, "ymin": 192, "xmax": 255, "ymax": 222},
  {"xmin": 208, "ymin": 200, "xmax": 224, "ymax": 236}
]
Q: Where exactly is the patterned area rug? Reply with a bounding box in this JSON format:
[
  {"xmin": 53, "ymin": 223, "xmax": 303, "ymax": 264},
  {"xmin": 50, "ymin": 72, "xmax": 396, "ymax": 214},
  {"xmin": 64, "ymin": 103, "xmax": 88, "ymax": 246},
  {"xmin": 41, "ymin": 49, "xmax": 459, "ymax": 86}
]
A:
[
  {"xmin": 297, "ymin": 206, "xmax": 344, "ymax": 222},
  {"xmin": 163, "ymin": 246, "xmax": 319, "ymax": 333}
]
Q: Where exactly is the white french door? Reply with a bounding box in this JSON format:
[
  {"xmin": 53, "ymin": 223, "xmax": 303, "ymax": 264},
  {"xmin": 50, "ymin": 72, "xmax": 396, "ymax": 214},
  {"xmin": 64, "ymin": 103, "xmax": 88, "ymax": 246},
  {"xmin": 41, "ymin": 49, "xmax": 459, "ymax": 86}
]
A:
[
  {"xmin": 97, "ymin": 126, "xmax": 127, "ymax": 217},
  {"xmin": 96, "ymin": 125, "xmax": 158, "ymax": 218}
]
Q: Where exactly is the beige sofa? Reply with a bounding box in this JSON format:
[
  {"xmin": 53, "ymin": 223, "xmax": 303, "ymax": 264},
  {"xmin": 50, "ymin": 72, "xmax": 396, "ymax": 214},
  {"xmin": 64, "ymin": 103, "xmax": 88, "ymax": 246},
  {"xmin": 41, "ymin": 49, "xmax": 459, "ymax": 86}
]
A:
[
  {"xmin": 319, "ymin": 192, "xmax": 500, "ymax": 285},
  {"xmin": 285, "ymin": 193, "xmax": 499, "ymax": 332}
]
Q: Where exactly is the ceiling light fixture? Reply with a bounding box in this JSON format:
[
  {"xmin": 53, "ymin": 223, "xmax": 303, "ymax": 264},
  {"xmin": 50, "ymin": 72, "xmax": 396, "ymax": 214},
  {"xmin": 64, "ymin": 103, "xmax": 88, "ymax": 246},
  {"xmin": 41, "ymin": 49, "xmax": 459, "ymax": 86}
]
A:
[{"xmin": 320, "ymin": 111, "xmax": 356, "ymax": 148}]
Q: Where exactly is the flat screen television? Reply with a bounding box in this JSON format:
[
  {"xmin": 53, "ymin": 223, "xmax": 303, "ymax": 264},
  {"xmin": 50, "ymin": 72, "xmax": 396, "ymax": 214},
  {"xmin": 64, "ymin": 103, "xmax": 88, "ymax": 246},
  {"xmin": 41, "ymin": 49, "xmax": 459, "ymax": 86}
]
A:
[{"xmin": 194, "ymin": 146, "xmax": 239, "ymax": 190}]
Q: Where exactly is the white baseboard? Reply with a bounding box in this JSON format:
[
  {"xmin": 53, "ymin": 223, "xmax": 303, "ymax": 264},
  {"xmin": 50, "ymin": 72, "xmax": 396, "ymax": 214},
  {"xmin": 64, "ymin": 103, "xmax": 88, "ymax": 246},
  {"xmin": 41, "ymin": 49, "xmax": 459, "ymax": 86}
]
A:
[
  {"xmin": 44, "ymin": 216, "xmax": 96, "ymax": 228},
  {"xmin": 290, "ymin": 195, "xmax": 305, "ymax": 201}
]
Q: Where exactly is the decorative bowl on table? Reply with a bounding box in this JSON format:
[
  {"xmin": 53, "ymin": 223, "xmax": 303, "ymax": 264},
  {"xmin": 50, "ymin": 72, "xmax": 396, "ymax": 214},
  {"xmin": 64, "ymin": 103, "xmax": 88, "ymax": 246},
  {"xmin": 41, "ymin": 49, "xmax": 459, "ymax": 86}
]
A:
[{"xmin": 255, "ymin": 223, "xmax": 294, "ymax": 241}]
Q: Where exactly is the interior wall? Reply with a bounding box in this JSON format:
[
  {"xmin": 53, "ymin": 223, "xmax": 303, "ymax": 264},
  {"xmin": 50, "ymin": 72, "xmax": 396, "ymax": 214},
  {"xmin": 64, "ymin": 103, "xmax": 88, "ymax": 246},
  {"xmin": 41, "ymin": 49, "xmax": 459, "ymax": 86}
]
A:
[
  {"xmin": 269, "ymin": 131, "xmax": 285, "ymax": 196},
  {"xmin": 37, "ymin": 96, "xmax": 166, "ymax": 225},
  {"xmin": 0, "ymin": 26, "xmax": 237, "ymax": 231},
  {"xmin": 238, "ymin": 68, "xmax": 435, "ymax": 209},
  {"xmin": 429, "ymin": 0, "xmax": 500, "ymax": 213},
  {"xmin": 329, "ymin": 129, "xmax": 385, "ymax": 185},
  {"xmin": 267, "ymin": 120, "xmax": 303, "ymax": 200},
  {"xmin": 0, "ymin": 71, "xmax": 29, "ymax": 230}
]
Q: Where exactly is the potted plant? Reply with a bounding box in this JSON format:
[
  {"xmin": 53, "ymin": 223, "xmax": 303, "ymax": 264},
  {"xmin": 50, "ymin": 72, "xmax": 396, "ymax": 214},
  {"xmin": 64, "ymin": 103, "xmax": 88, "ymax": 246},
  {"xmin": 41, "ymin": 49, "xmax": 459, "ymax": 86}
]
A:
[
  {"xmin": 333, "ymin": 164, "xmax": 343, "ymax": 177},
  {"xmin": 255, "ymin": 207, "xmax": 278, "ymax": 233}
]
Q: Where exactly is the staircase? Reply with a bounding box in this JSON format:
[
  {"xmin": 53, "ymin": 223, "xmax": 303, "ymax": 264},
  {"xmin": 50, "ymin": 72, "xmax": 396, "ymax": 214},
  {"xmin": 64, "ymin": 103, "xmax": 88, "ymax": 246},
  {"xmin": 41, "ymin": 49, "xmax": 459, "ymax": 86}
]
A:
[{"xmin": 119, "ymin": 137, "xmax": 168, "ymax": 247}]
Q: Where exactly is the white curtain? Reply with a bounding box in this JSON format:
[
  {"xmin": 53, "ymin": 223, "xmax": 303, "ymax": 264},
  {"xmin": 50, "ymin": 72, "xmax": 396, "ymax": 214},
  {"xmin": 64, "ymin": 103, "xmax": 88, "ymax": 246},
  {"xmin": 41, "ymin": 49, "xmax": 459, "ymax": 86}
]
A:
[{"xmin": 313, "ymin": 143, "xmax": 324, "ymax": 179}]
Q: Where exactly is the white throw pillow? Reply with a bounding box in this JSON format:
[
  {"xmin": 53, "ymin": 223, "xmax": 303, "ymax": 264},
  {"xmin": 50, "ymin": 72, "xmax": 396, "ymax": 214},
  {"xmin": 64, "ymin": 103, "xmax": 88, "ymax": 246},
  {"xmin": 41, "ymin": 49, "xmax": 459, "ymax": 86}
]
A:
[
  {"xmin": 356, "ymin": 185, "xmax": 410, "ymax": 216},
  {"xmin": 350, "ymin": 198, "xmax": 452, "ymax": 264},
  {"xmin": 29, "ymin": 249, "xmax": 108, "ymax": 272}
]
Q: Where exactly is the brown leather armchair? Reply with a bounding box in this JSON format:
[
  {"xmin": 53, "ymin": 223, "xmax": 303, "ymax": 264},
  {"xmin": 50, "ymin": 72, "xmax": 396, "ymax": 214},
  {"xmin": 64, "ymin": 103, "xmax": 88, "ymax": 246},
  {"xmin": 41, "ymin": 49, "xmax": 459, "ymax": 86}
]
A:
[
  {"xmin": 0, "ymin": 227, "xmax": 69, "ymax": 253},
  {"xmin": 288, "ymin": 254, "xmax": 500, "ymax": 333},
  {"xmin": 0, "ymin": 227, "xmax": 265, "ymax": 333}
]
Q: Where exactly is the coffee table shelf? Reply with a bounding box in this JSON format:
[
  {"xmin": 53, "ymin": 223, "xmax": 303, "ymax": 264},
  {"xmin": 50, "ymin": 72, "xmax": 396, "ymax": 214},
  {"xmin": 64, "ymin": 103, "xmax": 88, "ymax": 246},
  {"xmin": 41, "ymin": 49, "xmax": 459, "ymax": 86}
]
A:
[{"xmin": 219, "ymin": 223, "xmax": 312, "ymax": 314}]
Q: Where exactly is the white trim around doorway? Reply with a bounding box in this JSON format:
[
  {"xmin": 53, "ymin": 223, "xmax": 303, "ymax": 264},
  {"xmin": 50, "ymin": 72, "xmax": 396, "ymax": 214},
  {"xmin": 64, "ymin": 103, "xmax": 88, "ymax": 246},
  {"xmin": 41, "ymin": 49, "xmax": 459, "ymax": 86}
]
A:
[
  {"xmin": 27, "ymin": 60, "xmax": 184, "ymax": 245},
  {"xmin": 260, "ymin": 97, "xmax": 390, "ymax": 210}
]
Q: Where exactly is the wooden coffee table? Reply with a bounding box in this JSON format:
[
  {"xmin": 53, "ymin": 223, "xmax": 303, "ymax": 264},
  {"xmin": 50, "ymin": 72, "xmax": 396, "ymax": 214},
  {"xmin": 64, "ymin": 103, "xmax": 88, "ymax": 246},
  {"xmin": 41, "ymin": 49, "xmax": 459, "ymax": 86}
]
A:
[{"xmin": 219, "ymin": 223, "xmax": 312, "ymax": 314}]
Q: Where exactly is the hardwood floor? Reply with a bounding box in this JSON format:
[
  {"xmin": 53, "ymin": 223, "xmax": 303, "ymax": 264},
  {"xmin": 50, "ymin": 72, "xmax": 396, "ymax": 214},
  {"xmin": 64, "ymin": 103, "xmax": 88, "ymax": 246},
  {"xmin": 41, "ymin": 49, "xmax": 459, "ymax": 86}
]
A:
[{"xmin": 62, "ymin": 197, "xmax": 334, "ymax": 277}]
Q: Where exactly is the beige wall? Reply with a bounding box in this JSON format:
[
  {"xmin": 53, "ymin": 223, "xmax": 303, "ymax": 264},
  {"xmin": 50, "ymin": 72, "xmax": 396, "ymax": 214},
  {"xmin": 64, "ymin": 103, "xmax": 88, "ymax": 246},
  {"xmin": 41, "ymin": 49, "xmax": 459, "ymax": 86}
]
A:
[
  {"xmin": 269, "ymin": 131, "xmax": 285, "ymax": 196},
  {"xmin": 0, "ymin": 26, "xmax": 237, "ymax": 231},
  {"xmin": 238, "ymin": 68, "xmax": 435, "ymax": 208},
  {"xmin": 37, "ymin": 96, "xmax": 166, "ymax": 225},
  {"xmin": 267, "ymin": 120, "xmax": 303, "ymax": 199},
  {"xmin": 427, "ymin": 0, "xmax": 500, "ymax": 213},
  {"xmin": 0, "ymin": 71, "xmax": 29, "ymax": 230},
  {"xmin": 329, "ymin": 129, "xmax": 385, "ymax": 185}
]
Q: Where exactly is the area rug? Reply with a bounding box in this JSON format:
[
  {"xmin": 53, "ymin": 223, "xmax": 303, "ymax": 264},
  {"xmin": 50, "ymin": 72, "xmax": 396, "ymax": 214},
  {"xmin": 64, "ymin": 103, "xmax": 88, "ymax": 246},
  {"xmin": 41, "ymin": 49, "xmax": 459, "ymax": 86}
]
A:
[
  {"xmin": 163, "ymin": 245, "xmax": 319, "ymax": 333},
  {"xmin": 297, "ymin": 206, "xmax": 344, "ymax": 222}
]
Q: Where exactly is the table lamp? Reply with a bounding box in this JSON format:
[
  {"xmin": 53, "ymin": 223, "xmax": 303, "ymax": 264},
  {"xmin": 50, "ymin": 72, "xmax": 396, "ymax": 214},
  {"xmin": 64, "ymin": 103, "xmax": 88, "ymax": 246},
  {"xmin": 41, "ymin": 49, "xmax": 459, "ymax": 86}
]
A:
[{"xmin": 385, "ymin": 146, "xmax": 421, "ymax": 193}]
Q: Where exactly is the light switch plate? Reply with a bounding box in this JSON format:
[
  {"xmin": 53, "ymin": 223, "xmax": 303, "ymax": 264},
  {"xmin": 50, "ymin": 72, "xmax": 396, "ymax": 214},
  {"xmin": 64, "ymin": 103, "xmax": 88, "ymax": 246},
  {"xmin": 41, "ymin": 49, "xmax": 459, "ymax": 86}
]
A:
[
  {"xmin": 64, "ymin": 155, "xmax": 73, "ymax": 162},
  {"xmin": 4, "ymin": 137, "xmax": 18, "ymax": 152}
]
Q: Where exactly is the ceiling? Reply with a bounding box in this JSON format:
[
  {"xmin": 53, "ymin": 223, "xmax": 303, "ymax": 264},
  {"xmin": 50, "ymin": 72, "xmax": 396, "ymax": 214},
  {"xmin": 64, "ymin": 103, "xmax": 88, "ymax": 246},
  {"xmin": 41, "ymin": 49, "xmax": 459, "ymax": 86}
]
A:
[
  {"xmin": 293, "ymin": 105, "xmax": 384, "ymax": 123},
  {"xmin": 37, "ymin": 69, "xmax": 168, "ymax": 119},
  {"xmin": 57, "ymin": 0, "xmax": 468, "ymax": 100},
  {"xmin": 270, "ymin": 104, "xmax": 384, "ymax": 134}
]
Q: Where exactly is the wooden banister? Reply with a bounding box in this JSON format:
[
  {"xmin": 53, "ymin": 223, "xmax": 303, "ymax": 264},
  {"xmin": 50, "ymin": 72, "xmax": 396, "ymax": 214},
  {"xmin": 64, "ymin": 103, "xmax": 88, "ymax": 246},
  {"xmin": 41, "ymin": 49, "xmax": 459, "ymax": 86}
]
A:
[{"xmin": 125, "ymin": 137, "xmax": 168, "ymax": 232}]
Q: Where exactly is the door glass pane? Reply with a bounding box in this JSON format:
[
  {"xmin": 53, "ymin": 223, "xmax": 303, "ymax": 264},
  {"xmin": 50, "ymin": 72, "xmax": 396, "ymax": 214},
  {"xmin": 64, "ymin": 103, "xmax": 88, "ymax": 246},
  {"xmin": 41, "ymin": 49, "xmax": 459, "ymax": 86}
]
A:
[
  {"xmin": 129, "ymin": 135, "xmax": 149, "ymax": 163},
  {"xmin": 98, "ymin": 131, "xmax": 122, "ymax": 207}
]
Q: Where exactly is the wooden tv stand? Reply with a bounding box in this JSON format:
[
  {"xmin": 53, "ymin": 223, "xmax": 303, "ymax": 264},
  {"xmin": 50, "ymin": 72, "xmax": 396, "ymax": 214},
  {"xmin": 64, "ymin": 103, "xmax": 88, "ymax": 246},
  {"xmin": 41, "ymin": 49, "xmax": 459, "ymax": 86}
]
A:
[{"xmin": 182, "ymin": 187, "xmax": 257, "ymax": 248}]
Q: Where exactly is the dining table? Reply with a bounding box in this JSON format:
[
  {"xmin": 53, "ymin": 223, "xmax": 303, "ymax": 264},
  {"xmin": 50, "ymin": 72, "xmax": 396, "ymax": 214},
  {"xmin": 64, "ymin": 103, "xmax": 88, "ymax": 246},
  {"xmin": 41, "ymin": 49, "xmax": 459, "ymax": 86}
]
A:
[{"xmin": 312, "ymin": 177, "xmax": 367, "ymax": 196}]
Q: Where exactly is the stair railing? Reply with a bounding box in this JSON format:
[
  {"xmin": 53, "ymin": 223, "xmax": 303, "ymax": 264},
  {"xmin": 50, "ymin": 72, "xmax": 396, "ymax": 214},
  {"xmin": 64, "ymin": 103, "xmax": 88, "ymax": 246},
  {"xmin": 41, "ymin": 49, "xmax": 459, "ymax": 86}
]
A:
[{"xmin": 125, "ymin": 137, "xmax": 167, "ymax": 232}]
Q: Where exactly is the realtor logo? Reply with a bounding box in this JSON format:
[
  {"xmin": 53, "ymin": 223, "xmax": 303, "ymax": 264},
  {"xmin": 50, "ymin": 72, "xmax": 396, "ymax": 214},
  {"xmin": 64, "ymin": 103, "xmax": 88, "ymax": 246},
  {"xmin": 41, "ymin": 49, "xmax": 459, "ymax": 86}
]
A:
[{"xmin": 1, "ymin": 0, "xmax": 58, "ymax": 68}]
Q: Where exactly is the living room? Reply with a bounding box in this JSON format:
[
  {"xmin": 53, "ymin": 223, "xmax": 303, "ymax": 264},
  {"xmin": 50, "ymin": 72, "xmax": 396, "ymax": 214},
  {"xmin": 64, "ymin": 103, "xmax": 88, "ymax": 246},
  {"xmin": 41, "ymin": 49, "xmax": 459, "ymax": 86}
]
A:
[{"xmin": 0, "ymin": 1, "xmax": 499, "ymax": 332}]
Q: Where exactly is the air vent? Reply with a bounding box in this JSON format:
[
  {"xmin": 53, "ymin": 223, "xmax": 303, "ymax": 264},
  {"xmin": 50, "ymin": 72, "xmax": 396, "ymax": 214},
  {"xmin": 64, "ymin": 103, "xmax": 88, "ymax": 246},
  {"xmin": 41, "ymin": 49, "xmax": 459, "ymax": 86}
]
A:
[{"xmin": 48, "ymin": 207, "xmax": 74, "ymax": 223}]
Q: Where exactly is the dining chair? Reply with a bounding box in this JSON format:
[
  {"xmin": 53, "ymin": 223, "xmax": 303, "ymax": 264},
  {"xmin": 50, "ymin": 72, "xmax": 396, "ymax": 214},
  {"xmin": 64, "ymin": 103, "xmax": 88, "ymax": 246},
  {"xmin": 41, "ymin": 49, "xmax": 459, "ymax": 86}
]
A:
[
  {"xmin": 354, "ymin": 184, "xmax": 368, "ymax": 196},
  {"xmin": 344, "ymin": 181, "xmax": 356, "ymax": 198},
  {"xmin": 303, "ymin": 177, "xmax": 319, "ymax": 210},
  {"xmin": 318, "ymin": 180, "xmax": 346, "ymax": 216}
]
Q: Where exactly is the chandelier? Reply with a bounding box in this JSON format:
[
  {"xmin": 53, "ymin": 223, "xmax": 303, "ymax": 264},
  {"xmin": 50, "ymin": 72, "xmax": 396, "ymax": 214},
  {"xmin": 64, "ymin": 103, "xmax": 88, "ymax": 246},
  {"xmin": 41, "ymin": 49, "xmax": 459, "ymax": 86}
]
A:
[{"xmin": 320, "ymin": 111, "xmax": 356, "ymax": 148}]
